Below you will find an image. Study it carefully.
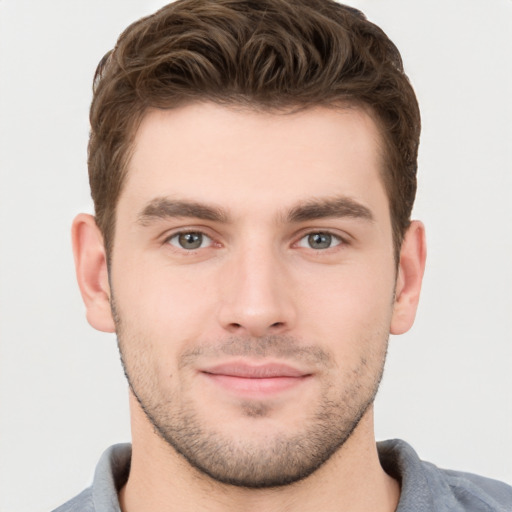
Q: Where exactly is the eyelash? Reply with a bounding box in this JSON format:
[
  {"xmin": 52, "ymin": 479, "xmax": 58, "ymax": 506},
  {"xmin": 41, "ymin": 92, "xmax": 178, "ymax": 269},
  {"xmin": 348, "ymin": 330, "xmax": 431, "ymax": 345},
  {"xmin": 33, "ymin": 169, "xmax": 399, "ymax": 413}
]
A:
[
  {"xmin": 295, "ymin": 231, "xmax": 345, "ymax": 250},
  {"xmin": 163, "ymin": 229, "xmax": 347, "ymax": 252},
  {"xmin": 164, "ymin": 230, "xmax": 215, "ymax": 251}
]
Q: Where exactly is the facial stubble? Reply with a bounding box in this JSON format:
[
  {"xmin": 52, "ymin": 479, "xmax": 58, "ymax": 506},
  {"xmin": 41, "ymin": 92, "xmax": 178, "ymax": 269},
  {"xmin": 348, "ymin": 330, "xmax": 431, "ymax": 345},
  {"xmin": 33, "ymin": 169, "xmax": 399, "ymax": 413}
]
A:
[{"xmin": 112, "ymin": 295, "xmax": 389, "ymax": 489}]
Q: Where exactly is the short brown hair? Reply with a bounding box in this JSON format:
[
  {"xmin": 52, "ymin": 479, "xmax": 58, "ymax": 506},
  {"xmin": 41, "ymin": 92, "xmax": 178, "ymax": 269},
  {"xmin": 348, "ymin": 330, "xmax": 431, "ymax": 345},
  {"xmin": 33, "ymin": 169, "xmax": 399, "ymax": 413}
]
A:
[{"xmin": 89, "ymin": 0, "xmax": 420, "ymax": 258}]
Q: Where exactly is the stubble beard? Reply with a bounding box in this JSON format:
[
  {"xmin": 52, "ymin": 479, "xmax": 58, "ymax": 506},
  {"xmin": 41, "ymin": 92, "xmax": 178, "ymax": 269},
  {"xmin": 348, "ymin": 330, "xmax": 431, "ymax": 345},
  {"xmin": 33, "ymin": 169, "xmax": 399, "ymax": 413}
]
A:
[{"xmin": 113, "ymin": 306, "xmax": 389, "ymax": 489}]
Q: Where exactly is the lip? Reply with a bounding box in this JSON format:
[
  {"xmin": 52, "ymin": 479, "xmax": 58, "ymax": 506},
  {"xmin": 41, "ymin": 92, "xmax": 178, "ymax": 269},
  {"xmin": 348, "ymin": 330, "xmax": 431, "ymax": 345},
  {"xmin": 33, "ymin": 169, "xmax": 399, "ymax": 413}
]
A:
[
  {"xmin": 200, "ymin": 362, "xmax": 312, "ymax": 396},
  {"xmin": 203, "ymin": 362, "xmax": 309, "ymax": 378}
]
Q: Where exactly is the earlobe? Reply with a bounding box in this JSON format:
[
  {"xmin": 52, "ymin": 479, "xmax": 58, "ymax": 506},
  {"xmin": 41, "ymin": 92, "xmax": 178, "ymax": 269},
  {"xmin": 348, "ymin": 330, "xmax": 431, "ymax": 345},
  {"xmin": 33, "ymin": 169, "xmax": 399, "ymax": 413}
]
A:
[
  {"xmin": 390, "ymin": 220, "xmax": 427, "ymax": 335},
  {"xmin": 72, "ymin": 214, "xmax": 116, "ymax": 333}
]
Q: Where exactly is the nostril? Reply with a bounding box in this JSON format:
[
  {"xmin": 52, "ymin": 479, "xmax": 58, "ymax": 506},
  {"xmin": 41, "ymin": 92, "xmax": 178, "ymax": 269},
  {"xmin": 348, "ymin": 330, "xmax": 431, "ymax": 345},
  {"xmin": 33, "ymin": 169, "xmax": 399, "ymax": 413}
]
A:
[{"xmin": 227, "ymin": 321, "xmax": 284, "ymax": 332}]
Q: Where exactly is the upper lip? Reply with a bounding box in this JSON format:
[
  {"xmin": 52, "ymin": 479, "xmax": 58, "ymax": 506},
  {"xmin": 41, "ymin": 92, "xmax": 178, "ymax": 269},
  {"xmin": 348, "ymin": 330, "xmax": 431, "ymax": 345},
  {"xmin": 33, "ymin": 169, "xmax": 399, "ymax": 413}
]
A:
[{"xmin": 201, "ymin": 362, "xmax": 310, "ymax": 378}]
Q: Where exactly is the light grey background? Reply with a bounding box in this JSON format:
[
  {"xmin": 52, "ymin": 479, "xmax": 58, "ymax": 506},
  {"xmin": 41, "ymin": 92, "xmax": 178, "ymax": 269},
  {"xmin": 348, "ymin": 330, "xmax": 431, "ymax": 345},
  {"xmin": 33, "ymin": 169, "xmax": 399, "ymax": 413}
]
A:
[{"xmin": 0, "ymin": 1, "xmax": 511, "ymax": 511}]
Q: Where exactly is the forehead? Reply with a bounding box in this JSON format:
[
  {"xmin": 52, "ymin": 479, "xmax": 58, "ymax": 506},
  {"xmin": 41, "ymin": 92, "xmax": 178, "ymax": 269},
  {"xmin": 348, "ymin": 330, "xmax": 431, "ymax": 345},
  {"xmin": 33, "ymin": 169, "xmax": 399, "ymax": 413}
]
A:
[{"xmin": 121, "ymin": 102, "xmax": 388, "ymax": 220}]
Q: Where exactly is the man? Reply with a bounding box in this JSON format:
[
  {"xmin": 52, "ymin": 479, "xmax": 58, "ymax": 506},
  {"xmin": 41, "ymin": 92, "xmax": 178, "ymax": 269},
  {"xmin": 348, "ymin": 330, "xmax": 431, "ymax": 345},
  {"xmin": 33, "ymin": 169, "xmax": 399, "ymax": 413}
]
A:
[{"xmin": 55, "ymin": 0, "xmax": 512, "ymax": 511}]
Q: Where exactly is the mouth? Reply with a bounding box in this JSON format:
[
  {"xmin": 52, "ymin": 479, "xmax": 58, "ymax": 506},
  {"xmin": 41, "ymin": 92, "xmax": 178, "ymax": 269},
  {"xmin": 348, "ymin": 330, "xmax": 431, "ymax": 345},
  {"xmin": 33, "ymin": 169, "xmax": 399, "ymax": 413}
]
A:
[{"xmin": 200, "ymin": 362, "xmax": 312, "ymax": 396}]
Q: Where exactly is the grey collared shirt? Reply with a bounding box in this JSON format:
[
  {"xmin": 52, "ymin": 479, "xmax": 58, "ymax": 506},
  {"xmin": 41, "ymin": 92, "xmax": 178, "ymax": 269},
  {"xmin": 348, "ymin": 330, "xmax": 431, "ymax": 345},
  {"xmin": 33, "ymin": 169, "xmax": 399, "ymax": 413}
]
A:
[{"xmin": 52, "ymin": 439, "xmax": 512, "ymax": 511}]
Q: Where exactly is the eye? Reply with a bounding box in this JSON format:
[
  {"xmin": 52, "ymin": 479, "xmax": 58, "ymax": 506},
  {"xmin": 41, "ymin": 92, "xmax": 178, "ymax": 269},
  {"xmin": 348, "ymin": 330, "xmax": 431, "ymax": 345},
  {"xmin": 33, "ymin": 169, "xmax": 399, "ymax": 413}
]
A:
[
  {"xmin": 297, "ymin": 232, "xmax": 342, "ymax": 250},
  {"xmin": 167, "ymin": 231, "xmax": 213, "ymax": 250}
]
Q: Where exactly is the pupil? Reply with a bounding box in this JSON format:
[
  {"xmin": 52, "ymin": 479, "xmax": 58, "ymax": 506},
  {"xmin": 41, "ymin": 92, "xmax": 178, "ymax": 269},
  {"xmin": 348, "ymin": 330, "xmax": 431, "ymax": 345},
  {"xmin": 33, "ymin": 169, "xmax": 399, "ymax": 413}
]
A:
[
  {"xmin": 308, "ymin": 233, "xmax": 331, "ymax": 249},
  {"xmin": 179, "ymin": 232, "xmax": 202, "ymax": 249}
]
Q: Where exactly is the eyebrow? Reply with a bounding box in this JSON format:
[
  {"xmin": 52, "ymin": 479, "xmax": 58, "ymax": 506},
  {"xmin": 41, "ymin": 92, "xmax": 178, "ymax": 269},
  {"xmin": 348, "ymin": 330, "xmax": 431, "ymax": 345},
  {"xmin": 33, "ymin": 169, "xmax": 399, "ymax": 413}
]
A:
[
  {"xmin": 137, "ymin": 195, "xmax": 373, "ymax": 226},
  {"xmin": 137, "ymin": 197, "xmax": 229, "ymax": 225},
  {"xmin": 286, "ymin": 196, "xmax": 374, "ymax": 223}
]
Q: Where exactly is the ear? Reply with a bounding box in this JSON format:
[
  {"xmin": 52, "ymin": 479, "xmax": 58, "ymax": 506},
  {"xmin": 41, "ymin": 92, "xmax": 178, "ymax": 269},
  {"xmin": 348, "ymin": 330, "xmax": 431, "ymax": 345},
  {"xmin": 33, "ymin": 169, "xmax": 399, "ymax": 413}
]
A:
[
  {"xmin": 72, "ymin": 213, "xmax": 115, "ymax": 333},
  {"xmin": 390, "ymin": 220, "xmax": 427, "ymax": 335}
]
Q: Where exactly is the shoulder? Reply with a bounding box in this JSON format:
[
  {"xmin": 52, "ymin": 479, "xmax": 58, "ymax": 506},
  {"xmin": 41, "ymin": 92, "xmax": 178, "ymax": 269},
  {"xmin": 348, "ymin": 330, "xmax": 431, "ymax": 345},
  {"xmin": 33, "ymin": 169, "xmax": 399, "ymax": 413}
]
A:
[
  {"xmin": 378, "ymin": 439, "xmax": 512, "ymax": 512},
  {"xmin": 50, "ymin": 444, "xmax": 131, "ymax": 512},
  {"xmin": 51, "ymin": 488, "xmax": 94, "ymax": 512},
  {"xmin": 433, "ymin": 466, "xmax": 512, "ymax": 512}
]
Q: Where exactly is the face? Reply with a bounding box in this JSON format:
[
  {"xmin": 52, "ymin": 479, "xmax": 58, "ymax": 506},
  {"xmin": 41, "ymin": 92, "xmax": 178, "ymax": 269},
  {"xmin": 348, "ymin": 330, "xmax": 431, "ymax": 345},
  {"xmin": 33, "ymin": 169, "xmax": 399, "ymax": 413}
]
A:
[{"xmin": 108, "ymin": 103, "xmax": 401, "ymax": 487}]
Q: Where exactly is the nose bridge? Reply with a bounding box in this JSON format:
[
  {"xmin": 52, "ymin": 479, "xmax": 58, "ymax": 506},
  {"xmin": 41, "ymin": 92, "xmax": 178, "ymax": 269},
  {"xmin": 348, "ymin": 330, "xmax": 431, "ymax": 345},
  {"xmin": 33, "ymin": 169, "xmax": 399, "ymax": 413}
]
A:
[{"xmin": 217, "ymin": 235, "xmax": 296, "ymax": 336}]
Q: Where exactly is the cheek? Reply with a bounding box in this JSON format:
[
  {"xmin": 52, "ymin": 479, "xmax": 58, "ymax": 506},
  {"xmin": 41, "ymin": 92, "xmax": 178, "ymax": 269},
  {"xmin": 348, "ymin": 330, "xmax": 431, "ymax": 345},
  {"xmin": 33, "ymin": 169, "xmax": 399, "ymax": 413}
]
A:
[
  {"xmin": 112, "ymin": 259, "xmax": 217, "ymax": 352},
  {"xmin": 295, "ymin": 259, "xmax": 396, "ymax": 346}
]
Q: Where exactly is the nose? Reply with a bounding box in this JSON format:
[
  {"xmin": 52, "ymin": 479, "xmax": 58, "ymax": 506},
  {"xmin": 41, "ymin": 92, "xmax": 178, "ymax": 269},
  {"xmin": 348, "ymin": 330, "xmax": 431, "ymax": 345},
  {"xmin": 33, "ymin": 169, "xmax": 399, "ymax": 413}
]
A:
[{"xmin": 217, "ymin": 243, "xmax": 297, "ymax": 337}]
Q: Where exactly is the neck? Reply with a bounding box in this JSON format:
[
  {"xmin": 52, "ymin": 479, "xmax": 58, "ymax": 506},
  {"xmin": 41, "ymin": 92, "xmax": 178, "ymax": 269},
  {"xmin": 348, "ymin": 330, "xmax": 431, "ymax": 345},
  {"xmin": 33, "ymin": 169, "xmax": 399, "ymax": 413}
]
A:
[{"xmin": 119, "ymin": 395, "xmax": 399, "ymax": 512}]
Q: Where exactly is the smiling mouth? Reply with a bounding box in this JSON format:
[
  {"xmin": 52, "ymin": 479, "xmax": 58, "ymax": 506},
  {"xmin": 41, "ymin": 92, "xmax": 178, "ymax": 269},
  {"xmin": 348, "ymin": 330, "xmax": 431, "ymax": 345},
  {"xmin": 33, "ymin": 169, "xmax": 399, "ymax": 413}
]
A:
[{"xmin": 200, "ymin": 362, "xmax": 312, "ymax": 395}]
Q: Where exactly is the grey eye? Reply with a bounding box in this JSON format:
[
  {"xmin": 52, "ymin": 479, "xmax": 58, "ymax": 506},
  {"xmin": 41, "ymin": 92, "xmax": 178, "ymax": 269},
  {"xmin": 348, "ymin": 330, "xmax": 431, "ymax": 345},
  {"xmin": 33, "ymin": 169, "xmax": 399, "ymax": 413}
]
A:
[
  {"xmin": 168, "ymin": 232, "xmax": 211, "ymax": 250},
  {"xmin": 308, "ymin": 233, "xmax": 332, "ymax": 249},
  {"xmin": 297, "ymin": 232, "xmax": 342, "ymax": 250}
]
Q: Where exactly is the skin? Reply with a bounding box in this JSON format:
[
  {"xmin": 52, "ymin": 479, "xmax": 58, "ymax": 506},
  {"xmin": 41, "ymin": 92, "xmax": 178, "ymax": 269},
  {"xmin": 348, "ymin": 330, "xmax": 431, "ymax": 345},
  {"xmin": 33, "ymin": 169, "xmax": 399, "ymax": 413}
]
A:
[{"xmin": 73, "ymin": 103, "xmax": 426, "ymax": 512}]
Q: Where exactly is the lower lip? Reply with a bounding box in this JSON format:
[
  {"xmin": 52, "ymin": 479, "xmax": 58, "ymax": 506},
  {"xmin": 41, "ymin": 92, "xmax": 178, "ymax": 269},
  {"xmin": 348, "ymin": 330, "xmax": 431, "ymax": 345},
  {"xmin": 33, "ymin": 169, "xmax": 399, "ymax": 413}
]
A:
[{"xmin": 202, "ymin": 373, "xmax": 309, "ymax": 396}]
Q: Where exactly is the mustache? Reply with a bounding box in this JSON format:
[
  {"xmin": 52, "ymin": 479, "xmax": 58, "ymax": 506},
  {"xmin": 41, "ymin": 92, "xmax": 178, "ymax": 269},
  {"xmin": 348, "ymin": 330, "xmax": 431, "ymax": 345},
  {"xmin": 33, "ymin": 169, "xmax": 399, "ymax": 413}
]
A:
[{"xmin": 178, "ymin": 335, "xmax": 334, "ymax": 369}]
